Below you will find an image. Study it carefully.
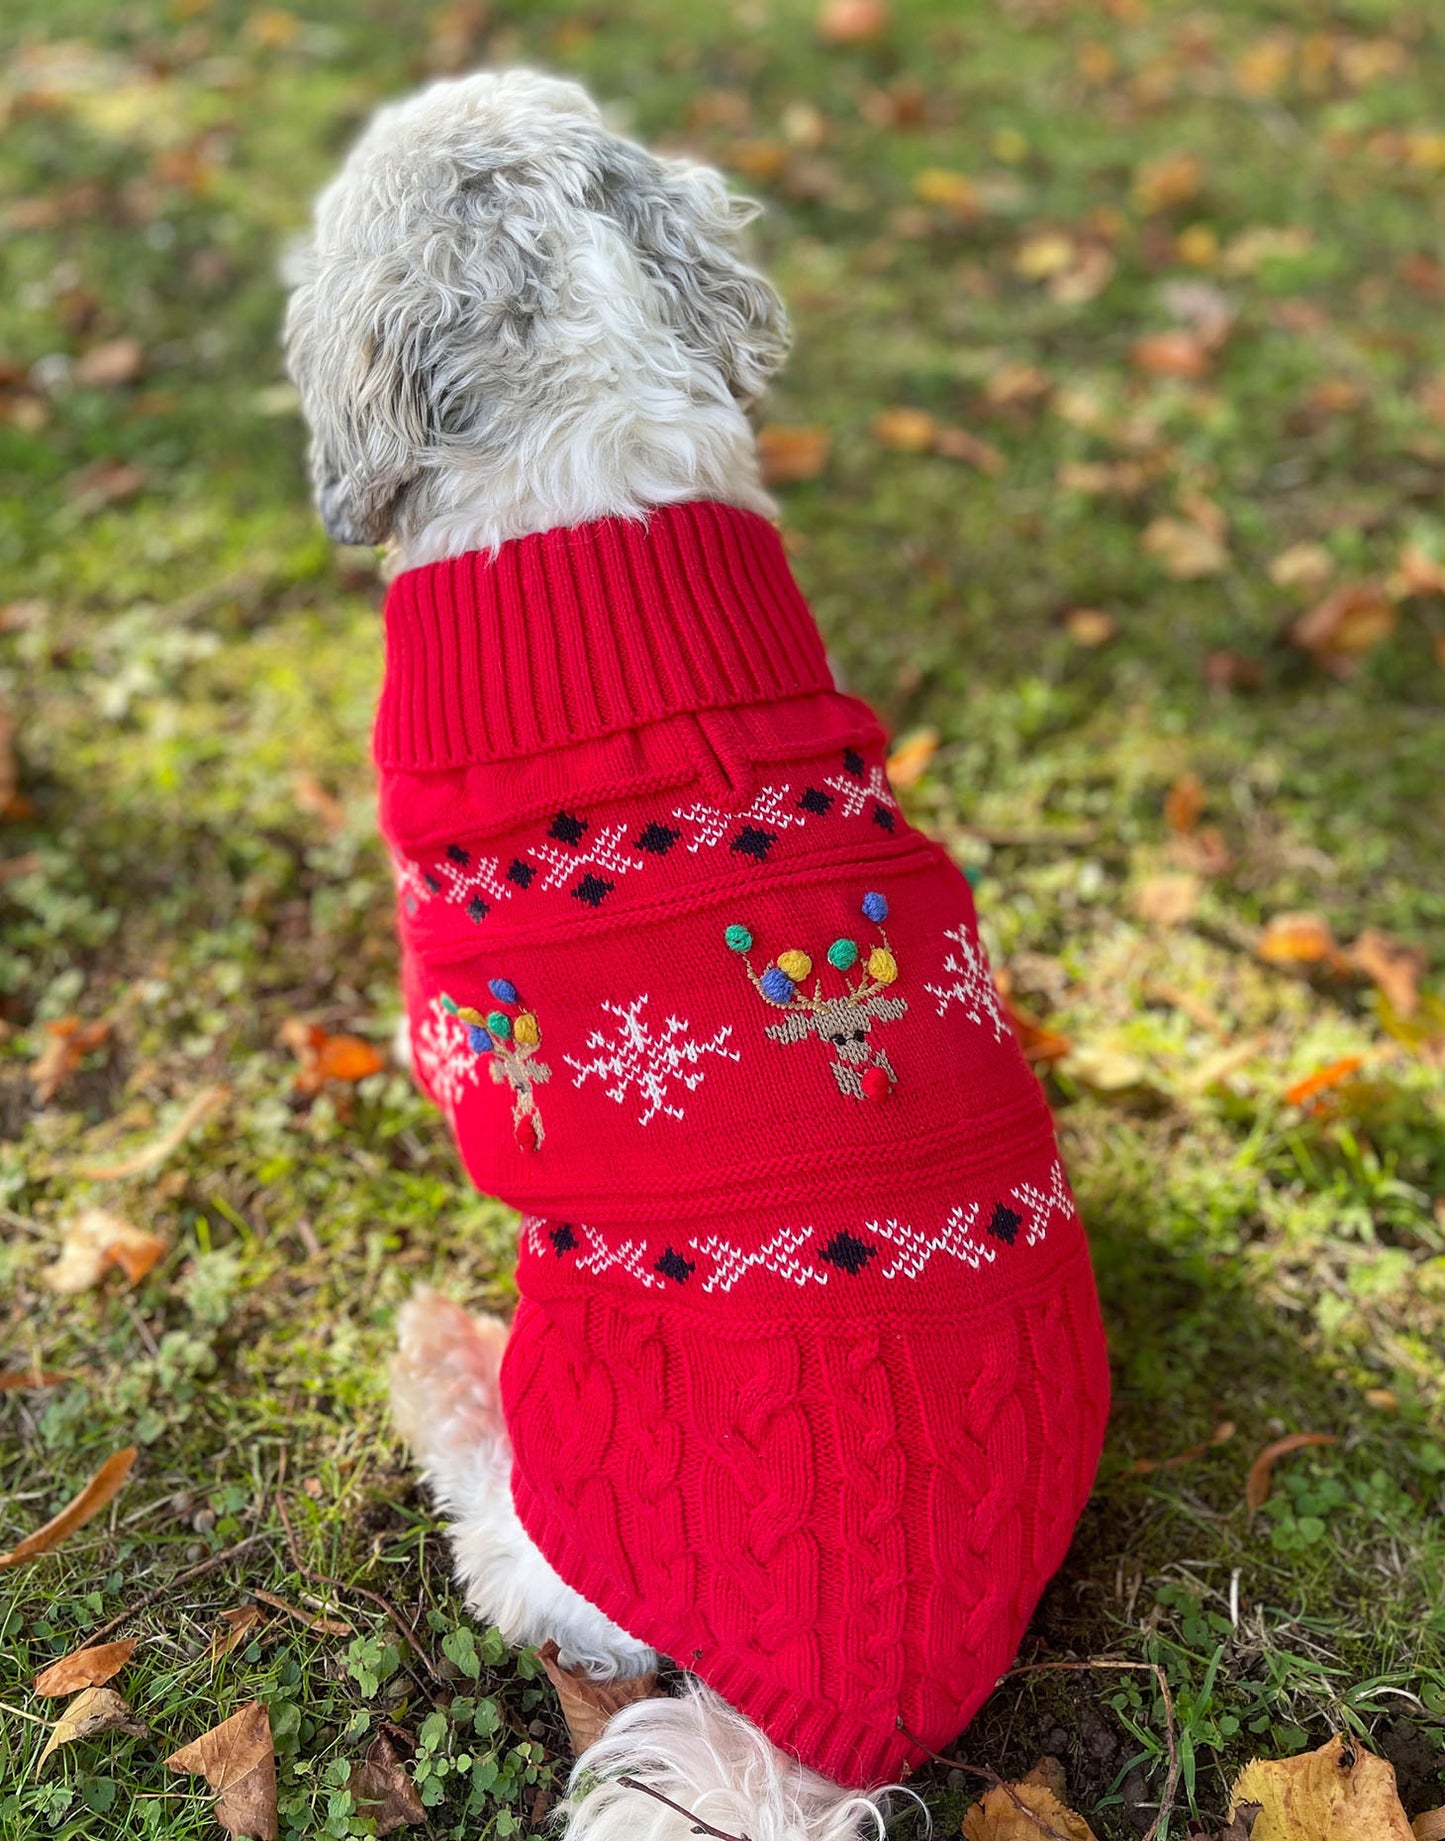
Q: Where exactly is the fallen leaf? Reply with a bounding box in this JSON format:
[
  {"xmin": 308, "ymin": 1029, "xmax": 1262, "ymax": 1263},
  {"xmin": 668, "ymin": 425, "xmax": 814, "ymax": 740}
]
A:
[
  {"xmin": 1129, "ymin": 1421, "xmax": 1235, "ymax": 1474},
  {"xmin": 1346, "ymin": 928, "xmax": 1425, "ymax": 1019},
  {"xmin": 985, "ymin": 362, "xmax": 1053, "ymax": 407},
  {"xmin": 1132, "ymin": 151, "xmax": 1203, "ymax": 214},
  {"xmin": 1062, "ymin": 608, "xmax": 1118, "ymax": 647},
  {"xmin": 1161, "ymin": 279, "xmax": 1236, "ymax": 347},
  {"xmin": 871, "ymin": 406, "xmax": 937, "ymax": 452},
  {"xmin": 1221, "ymin": 225, "xmax": 1313, "ymax": 276},
  {"xmin": 933, "ymin": 427, "xmax": 1006, "ymax": 473},
  {"xmin": 1257, "ymin": 912, "xmax": 1342, "ymax": 969},
  {"xmin": 0, "ymin": 1448, "xmax": 137, "ymax": 1571},
  {"xmin": 1416, "ymin": 1813, "xmax": 1445, "ymax": 1841},
  {"xmin": 209, "ymin": 1606, "xmax": 268, "ymax": 1662},
  {"xmin": 1141, "ymin": 516, "xmax": 1230, "ymax": 579},
  {"xmin": 34, "ymin": 1638, "xmax": 137, "ymax": 1696},
  {"xmin": 1204, "ymin": 650, "xmax": 1264, "ymax": 691},
  {"xmin": 1283, "ymin": 1057, "xmax": 1363, "ymax": 1109},
  {"xmin": 292, "ymin": 771, "xmax": 346, "ymax": 834},
  {"xmin": 45, "ymin": 1209, "xmax": 166, "ymax": 1294},
  {"xmin": 65, "ymin": 458, "xmax": 149, "ymax": 512},
  {"xmin": 77, "ymin": 1082, "xmax": 229, "ymax": 1182},
  {"xmin": 1132, "ymin": 330, "xmax": 1212, "ymax": 378},
  {"xmin": 1133, "ymin": 872, "xmax": 1201, "ymax": 928},
  {"xmin": 1394, "ymin": 543, "xmax": 1445, "ymax": 599},
  {"xmin": 756, "ymin": 424, "xmax": 830, "ymax": 486},
  {"xmin": 167, "ymin": 1701, "xmax": 279, "ymax": 1841},
  {"xmin": 816, "ymin": 0, "xmax": 889, "ymax": 44},
  {"xmin": 885, "ymin": 727, "xmax": 939, "ymax": 789},
  {"xmin": 963, "ymin": 1778, "xmax": 1099, "ymax": 1841},
  {"xmin": 0, "ymin": 1370, "xmax": 73, "ymax": 1391},
  {"xmin": 0, "ymin": 693, "xmax": 18, "ymax": 814},
  {"xmin": 1061, "ymin": 1042, "xmax": 1156, "ymax": 1095},
  {"xmin": 1230, "ymin": 1734, "xmax": 1413, "ymax": 1841},
  {"xmin": 911, "ymin": 168, "xmax": 977, "ymax": 213},
  {"xmin": 1269, "ymin": 542, "xmax": 1335, "ymax": 590},
  {"xmin": 36, "ymin": 1686, "xmax": 147, "ymax": 1771},
  {"xmin": 247, "ymin": 1587, "xmax": 352, "ymax": 1637},
  {"xmin": 1014, "ymin": 232, "xmax": 1076, "ymax": 281},
  {"xmin": 1164, "ymin": 771, "xmax": 1205, "ymax": 834},
  {"xmin": 1002, "ymin": 995, "xmax": 1072, "ymax": 1067},
  {"xmin": 539, "ymin": 1641, "xmax": 662, "ymax": 1755},
  {"xmin": 284, "ymin": 1024, "xmax": 385, "ymax": 1095},
  {"xmin": 1049, "ymin": 244, "xmax": 1115, "ymax": 306},
  {"xmin": 348, "ymin": 1731, "xmax": 427, "ymax": 1835},
  {"xmin": 29, "ymin": 1016, "xmax": 112, "ymax": 1105},
  {"xmin": 1245, "ymin": 1432, "xmax": 1338, "ymax": 1514},
  {"xmin": 73, "ymin": 338, "xmax": 145, "ymax": 388},
  {"xmin": 1289, "ymin": 581, "xmax": 1396, "ymax": 670},
  {"xmin": 1364, "ymin": 1389, "xmax": 1398, "ymax": 1412}
]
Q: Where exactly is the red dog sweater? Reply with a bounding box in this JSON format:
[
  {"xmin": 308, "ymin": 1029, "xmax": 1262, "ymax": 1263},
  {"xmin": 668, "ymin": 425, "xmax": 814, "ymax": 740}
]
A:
[{"xmin": 378, "ymin": 502, "xmax": 1110, "ymax": 1790}]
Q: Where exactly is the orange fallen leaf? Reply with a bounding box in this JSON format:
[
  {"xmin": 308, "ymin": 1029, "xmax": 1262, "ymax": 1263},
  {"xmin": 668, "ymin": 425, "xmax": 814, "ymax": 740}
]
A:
[
  {"xmin": 1290, "ymin": 580, "xmax": 1396, "ymax": 670},
  {"xmin": 871, "ymin": 406, "xmax": 937, "ymax": 452},
  {"xmin": 756, "ymin": 424, "xmax": 831, "ymax": 486},
  {"xmin": 1283, "ymin": 1057, "xmax": 1363, "ymax": 1108},
  {"xmin": 1364, "ymin": 1389, "xmax": 1398, "ymax": 1412},
  {"xmin": 885, "ymin": 727, "xmax": 939, "ymax": 789},
  {"xmin": 0, "ymin": 1370, "xmax": 73, "ymax": 1391},
  {"xmin": 1131, "ymin": 330, "xmax": 1212, "ymax": 378},
  {"xmin": 1346, "ymin": 928, "xmax": 1425, "ymax": 1019},
  {"xmin": 248, "ymin": 1587, "xmax": 352, "ymax": 1637},
  {"xmin": 1129, "ymin": 1420, "xmax": 1235, "ymax": 1475},
  {"xmin": 1003, "ymin": 995, "xmax": 1073, "ymax": 1067},
  {"xmin": 45, "ymin": 1209, "xmax": 166, "ymax": 1294},
  {"xmin": 208, "ymin": 1606, "xmax": 269, "ymax": 1662},
  {"xmin": 985, "ymin": 362, "xmax": 1053, "ymax": 406},
  {"xmin": 348, "ymin": 1731, "xmax": 427, "ymax": 1835},
  {"xmin": 73, "ymin": 338, "xmax": 145, "ymax": 389},
  {"xmin": 167, "ymin": 1702, "xmax": 279, "ymax": 1841},
  {"xmin": 34, "ymin": 1638, "xmax": 137, "ymax": 1696},
  {"xmin": 282, "ymin": 1021, "xmax": 385, "ymax": 1094},
  {"xmin": 1164, "ymin": 770, "xmax": 1205, "ymax": 835},
  {"xmin": 1256, "ymin": 912, "xmax": 1344, "ymax": 969},
  {"xmin": 29, "ymin": 1016, "xmax": 112, "ymax": 1105},
  {"xmin": 1245, "ymin": 1431, "xmax": 1338, "ymax": 1514},
  {"xmin": 816, "ymin": 0, "xmax": 890, "ymax": 44},
  {"xmin": 36, "ymin": 1686, "xmax": 147, "ymax": 1771},
  {"xmin": 1060, "ymin": 608, "xmax": 1117, "ymax": 648},
  {"xmin": 1394, "ymin": 543, "xmax": 1445, "ymax": 599},
  {"xmin": 0, "ymin": 1447, "xmax": 137, "ymax": 1571},
  {"xmin": 1132, "ymin": 151, "xmax": 1203, "ymax": 214},
  {"xmin": 933, "ymin": 426, "xmax": 1006, "ymax": 473}
]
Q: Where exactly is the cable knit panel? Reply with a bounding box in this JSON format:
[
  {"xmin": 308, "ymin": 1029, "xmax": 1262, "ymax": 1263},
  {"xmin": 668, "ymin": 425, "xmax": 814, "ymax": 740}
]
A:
[{"xmin": 380, "ymin": 504, "xmax": 1112, "ymax": 1789}]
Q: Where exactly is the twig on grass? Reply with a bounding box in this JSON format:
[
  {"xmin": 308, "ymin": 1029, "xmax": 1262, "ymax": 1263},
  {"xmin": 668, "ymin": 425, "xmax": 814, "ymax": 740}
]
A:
[
  {"xmin": 83, "ymin": 1531, "xmax": 272, "ymax": 1646},
  {"xmin": 896, "ymin": 1721, "xmax": 1078, "ymax": 1841}
]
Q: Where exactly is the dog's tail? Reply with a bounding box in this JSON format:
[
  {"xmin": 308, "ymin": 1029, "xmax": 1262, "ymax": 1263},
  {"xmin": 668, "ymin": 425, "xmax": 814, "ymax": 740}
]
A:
[{"xmin": 556, "ymin": 1679, "xmax": 913, "ymax": 1841}]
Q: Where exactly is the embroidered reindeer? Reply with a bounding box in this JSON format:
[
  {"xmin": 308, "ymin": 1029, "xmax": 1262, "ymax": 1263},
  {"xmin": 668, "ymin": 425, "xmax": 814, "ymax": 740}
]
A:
[
  {"xmin": 441, "ymin": 980, "xmax": 551, "ymax": 1149},
  {"xmin": 726, "ymin": 891, "xmax": 907, "ymax": 1101}
]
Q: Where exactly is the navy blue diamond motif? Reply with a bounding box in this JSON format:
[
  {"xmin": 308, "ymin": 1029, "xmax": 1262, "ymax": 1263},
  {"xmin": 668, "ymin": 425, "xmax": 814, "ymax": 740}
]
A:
[
  {"xmin": 987, "ymin": 1203, "xmax": 1021, "ymax": 1246},
  {"xmin": 549, "ymin": 811, "xmax": 588, "ymax": 846},
  {"xmin": 798, "ymin": 787, "xmax": 833, "ymax": 816},
  {"xmin": 507, "ymin": 858, "xmax": 535, "ymax": 890},
  {"xmin": 872, "ymin": 805, "xmax": 896, "ymax": 833},
  {"xmin": 572, "ymin": 874, "xmax": 613, "ymax": 907},
  {"xmin": 466, "ymin": 896, "xmax": 488, "ymax": 924},
  {"xmin": 634, "ymin": 822, "xmax": 679, "ymax": 855},
  {"xmin": 731, "ymin": 826, "xmax": 777, "ymax": 861},
  {"xmin": 655, "ymin": 1248, "xmax": 695, "ymax": 1284},
  {"xmin": 819, "ymin": 1231, "xmax": 874, "ymax": 1275},
  {"xmin": 446, "ymin": 843, "xmax": 470, "ymax": 865},
  {"xmin": 842, "ymin": 748, "xmax": 865, "ymax": 778},
  {"xmin": 550, "ymin": 1224, "xmax": 578, "ymax": 1255},
  {"xmin": 423, "ymin": 872, "xmax": 442, "ymax": 895}
]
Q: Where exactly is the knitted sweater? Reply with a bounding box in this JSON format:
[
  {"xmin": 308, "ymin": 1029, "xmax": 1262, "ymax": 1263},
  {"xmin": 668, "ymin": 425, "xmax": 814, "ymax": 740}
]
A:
[{"xmin": 378, "ymin": 502, "xmax": 1110, "ymax": 1790}]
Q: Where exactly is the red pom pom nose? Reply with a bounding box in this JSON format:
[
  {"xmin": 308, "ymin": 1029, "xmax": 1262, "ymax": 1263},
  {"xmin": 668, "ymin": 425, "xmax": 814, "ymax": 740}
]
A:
[{"xmin": 861, "ymin": 1065, "xmax": 891, "ymax": 1100}]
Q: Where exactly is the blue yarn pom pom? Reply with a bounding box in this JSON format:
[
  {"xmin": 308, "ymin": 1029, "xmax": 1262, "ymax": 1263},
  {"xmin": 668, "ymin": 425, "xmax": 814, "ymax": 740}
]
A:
[
  {"xmin": 488, "ymin": 977, "xmax": 519, "ymax": 1004},
  {"xmin": 466, "ymin": 1024, "xmax": 489, "ymax": 1053},
  {"xmin": 760, "ymin": 966, "xmax": 796, "ymax": 1004},
  {"xmin": 861, "ymin": 891, "xmax": 888, "ymax": 922}
]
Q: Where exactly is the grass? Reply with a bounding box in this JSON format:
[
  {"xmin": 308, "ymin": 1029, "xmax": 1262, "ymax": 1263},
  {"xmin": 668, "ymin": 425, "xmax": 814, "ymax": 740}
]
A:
[{"xmin": 2, "ymin": 0, "xmax": 1444, "ymax": 1835}]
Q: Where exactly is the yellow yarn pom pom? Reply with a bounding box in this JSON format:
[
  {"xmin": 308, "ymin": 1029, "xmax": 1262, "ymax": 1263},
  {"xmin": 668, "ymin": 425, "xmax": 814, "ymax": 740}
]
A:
[
  {"xmin": 776, "ymin": 950, "xmax": 813, "ymax": 981},
  {"xmin": 456, "ymin": 1006, "xmax": 484, "ymax": 1026},
  {"xmin": 867, "ymin": 947, "xmax": 898, "ymax": 985},
  {"xmin": 513, "ymin": 1011, "xmax": 540, "ymax": 1046}
]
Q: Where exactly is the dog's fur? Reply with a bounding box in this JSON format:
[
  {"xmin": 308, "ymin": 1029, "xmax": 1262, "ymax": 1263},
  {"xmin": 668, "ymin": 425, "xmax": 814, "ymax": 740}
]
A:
[{"xmin": 286, "ymin": 69, "xmax": 906, "ymax": 1841}]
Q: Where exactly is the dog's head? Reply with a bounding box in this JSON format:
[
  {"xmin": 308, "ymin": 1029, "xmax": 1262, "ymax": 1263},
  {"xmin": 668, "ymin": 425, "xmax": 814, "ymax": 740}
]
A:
[{"xmin": 283, "ymin": 70, "xmax": 788, "ymax": 552}]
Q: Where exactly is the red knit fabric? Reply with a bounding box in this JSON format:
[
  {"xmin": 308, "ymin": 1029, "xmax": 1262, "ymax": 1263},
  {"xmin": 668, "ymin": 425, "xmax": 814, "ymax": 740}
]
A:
[{"xmin": 377, "ymin": 502, "xmax": 1111, "ymax": 1790}]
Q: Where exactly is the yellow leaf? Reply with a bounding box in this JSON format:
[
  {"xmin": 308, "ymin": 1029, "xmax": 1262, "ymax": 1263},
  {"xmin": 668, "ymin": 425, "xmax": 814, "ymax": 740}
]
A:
[
  {"xmin": 911, "ymin": 168, "xmax": 977, "ymax": 212},
  {"xmin": 871, "ymin": 407, "xmax": 937, "ymax": 452},
  {"xmin": 1132, "ymin": 151, "xmax": 1202, "ymax": 214},
  {"xmin": 963, "ymin": 1779, "xmax": 1099, "ymax": 1841},
  {"xmin": 1014, "ymin": 232, "xmax": 1075, "ymax": 280},
  {"xmin": 1230, "ymin": 1733, "xmax": 1414, "ymax": 1841},
  {"xmin": 36, "ymin": 1686, "xmax": 147, "ymax": 1772},
  {"xmin": 1268, "ymin": 542, "xmax": 1334, "ymax": 590},
  {"xmin": 885, "ymin": 728, "xmax": 939, "ymax": 789},
  {"xmin": 1062, "ymin": 608, "xmax": 1118, "ymax": 647},
  {"xmin": 1257, "ymin": 912, "xmax": 1340, "ymax": 967}
]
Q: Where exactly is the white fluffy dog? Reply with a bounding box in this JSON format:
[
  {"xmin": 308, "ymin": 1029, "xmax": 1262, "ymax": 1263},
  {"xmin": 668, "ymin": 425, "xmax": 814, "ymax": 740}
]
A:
[{"xmin": 285, "ymin": 69, "xmax": 893, "ymax": 1841}]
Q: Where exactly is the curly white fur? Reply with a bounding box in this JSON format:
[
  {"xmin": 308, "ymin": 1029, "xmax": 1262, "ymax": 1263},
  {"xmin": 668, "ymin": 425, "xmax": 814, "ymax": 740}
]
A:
[{"xmin": 283, "ymin": 69, "xmax": 787, "ymax": 566}]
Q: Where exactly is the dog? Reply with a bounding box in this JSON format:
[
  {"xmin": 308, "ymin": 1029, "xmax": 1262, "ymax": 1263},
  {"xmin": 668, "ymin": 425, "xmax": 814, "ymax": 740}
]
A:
[{"xmin": 284, "ymin": 69, "xmax": 1110, "ymax": 1841}]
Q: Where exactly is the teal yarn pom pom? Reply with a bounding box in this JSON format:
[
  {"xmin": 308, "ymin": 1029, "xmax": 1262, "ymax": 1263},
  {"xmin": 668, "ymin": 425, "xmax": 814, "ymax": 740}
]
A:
[
  {"xmin": 724, "ymin": 924, "xmax": 753, "ymax": 953},
  {"xmin": 487, "ymin": 1010, "xmax": 512, "ymax": 1039},
  {"xmin": 827, "ymin": 938, "xmax": 859, "ymax": 970}
]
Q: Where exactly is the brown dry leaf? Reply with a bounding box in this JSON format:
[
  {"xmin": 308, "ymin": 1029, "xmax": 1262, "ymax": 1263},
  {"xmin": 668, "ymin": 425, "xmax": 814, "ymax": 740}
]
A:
[
  {"xmin": 1346, "ymin": 928, "xmax": 1425, "ymax": 1019},
  {"xmin": 292, "ymin": 771, "xmax": 346, "ymax": 834},
  {"xmin": 0, "ymin": 692, "xmax": 20, "ymax": 816},
  {"xmin": 348, "ymin": 1732, "xmax": 427, "ymax": 1835},
  {"xmin": 1004, "ymin": 996, "xmax": 1073, "ymax": 1068},
  {"xmin": 934, "ymin": 427, "xmax": 1007, "ymax": 474},
  {"xmin": 167, "ymin": 1701, "xmax": 279, "ymax": 1841},
  {"xmin": 66, "ymin": 458, "xmax": 149, "ymax": 512},
  {"xmin": 45, "ymin": 1209, "xmax": 166, "ymax": 1294},
  {"xmin": 1129, "ymin": 1420, "xmax": 1235, "ymax": 1475},
  {"xmin": 1164, "ymin": 771, "xmax": 1205, "ymax": 835},
  {"xmin": 912, "ymin": 168, "xmax": 978, "ymax": 213},
  {"xmin": 1256, "ymin": 912, "xmax": 1342, "ymax": 969},
  {"xmin": 816, "ymin": 0, "xmax": 890, "ymax": 44},
  {"xmin": 1245, "ymin": 1432, "xmax": 1338, "ymax": 1514},
  {"xmin": 1289, "ymin": 581, "xmax": 1396, "ymax": 669},
  {"xmin": 78, "ymin": 1082, "xmax": 229, "ymax": 1182},
  {"xmin": 985, "ymin": 363, "xmax": 1053, "ymax": 407},
  {"xmin": 1394, "ymin": 543, "xmax": 1445, "ymax": 599},
  {"xmin": 1050, "ymin": 244, "xmax": 1115, "ymax": 306},
  {"xmin": 756, "ymin": 424, "xmax": 830, "ymax": 486},
  {"xmin": 0, "ymin": 1370, "xmax": 73, "ymax": 1391},
  {"xmin": 1134, "ymin": 872, "xmax": 1201, "ymax": 929},
  {"xmin": 0, "ymin": 1448, "xmax": 137, "ymax": 1572},
  {"xmin": 209, "ymin": 1606, "xmax": 268, "ymax": 1662},
  {"xmin": 29, "ymin": 1016, "xmax": 112, "ymax": 1104},
  {"xmin": 34, "ymin": 1638, "xmax": 137, "ymax": 1696},
  {"xmin": 872, "ymin": 407, "xmax": 937, "ymax": 452},
  {"xmin": 1268, "ymin": 542, "xmax": 1334, "ymax": 591},
  {"xmin": 36, "ymin": 1686, "xmax": 147, "ymax": 1772},
  {"xmin": 73, "ymin": 338, "xmax": 145, "ymax": 388},
  {"xmin": 1229, "ymin": 1733, "xmax": 1413, "ymax": 1841},
  {"xmin": 1204, "ymin": 649, "xmax": 1264, "ymax": 692},
  {"xmin": 1062, "ymin": 608, "xmax": 1118, "ymax": 648},
  {"xmin": 1282, "ymin": 1057, "xmax": 1363, "ymax": 1109},
  {"xmin": 248, "ymin": 1587, "xmax": 352, "ymax": 1637},
  {"xmin": 885, "ymin": 727, "xmax": 939, "ymax": 789},
  {"xmin": 539, "ymin": 1642, "xmax": 662, "ymax": 1755},
  {"xmin": 1141, "ymin": 516, "xmax": 1229, "ymax": 580},
  {"xmin": 963, "ymin": 1778, "xmax": 1099, "ymax": 1841},
  {"xmin": 1415, "ymin": 1809, "xmax": 1445, "ymax": 1841},
  {"xmin": 1132, "ymin": 151, "xmax": 1203, "ymax": 214},
  {"xmin": 1132, "ymin": 330, "xmax": 1212, "ymax": 379}
]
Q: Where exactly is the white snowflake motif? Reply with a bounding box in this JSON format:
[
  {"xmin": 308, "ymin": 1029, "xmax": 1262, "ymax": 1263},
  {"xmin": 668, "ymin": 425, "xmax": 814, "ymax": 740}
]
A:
[
  {"xmin": 437, "ymin": 850, "xmax": 512, "ymax": 913},
  {"xmin": 390, "ymin": 850, "xmax": 434, "ymax": 911},
  {"xmin": 526, "ymin": 821, "xmax": 645, "ymax": 892},
  {"xmin": 412, "ymin": 998, "xmax": 483, "ymax": 1115},
  {"xmin": 924, "ymin": 921, "xmax": 1008, "ymax": 1042},
  {"xmin": 821, "ymin": 764, "xmax": 897, "ymax": 820},
  {"xmin": 1010, "ymin": 1159, "xmax": 1074, "ymax": 1248},
  {"xmin": 564, "ymin": 994, "xmax": 739, "ymax": 1125},
  {"xmin": 690, "ymin": 1223, "xmax": 830, "ymax": 1293},
  {"xmin": 867, "ymin": 1202, "xmax": 998, "ymax": 1279},
  {"xmin": 672, "ymin": 783, "xmax": 804, "ymax": 853}
]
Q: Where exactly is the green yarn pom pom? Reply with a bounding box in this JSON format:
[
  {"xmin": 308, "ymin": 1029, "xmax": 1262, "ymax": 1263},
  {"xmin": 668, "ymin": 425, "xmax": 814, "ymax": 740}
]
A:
[
  {"xmin": 724, "ymin": 924, "xmax": 753, "ymax": 953},
  {"xmin": 440, "ymin": 995, "xmax": 459, "ymax": 1015},
  {"xmin": 487, "ymin": 1010, "xmax": 512, "ymax": 1039},
  {"xmin": 827, "ymin": 938, "xmax": 859, "ymax": 971}
]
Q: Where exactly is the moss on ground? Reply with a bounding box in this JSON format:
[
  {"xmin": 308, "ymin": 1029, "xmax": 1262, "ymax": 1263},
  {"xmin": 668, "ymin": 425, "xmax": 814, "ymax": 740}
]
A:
[{"xmin": 1, "ymin": 2, "xmax": 1442, "ymax": 1836}]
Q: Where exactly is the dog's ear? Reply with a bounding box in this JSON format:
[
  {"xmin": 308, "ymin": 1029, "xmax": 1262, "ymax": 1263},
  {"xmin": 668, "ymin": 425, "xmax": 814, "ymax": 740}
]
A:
[
  {"xmin": 596, "ymin": 146, "xmax": 789, "ymax": 409},
  {"xmin": 283, "ymin": 238, "xmax": 434, "ymax": 547}
]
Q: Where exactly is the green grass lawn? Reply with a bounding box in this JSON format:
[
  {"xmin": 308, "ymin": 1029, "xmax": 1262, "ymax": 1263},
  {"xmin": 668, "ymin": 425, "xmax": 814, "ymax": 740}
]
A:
[{"xmin": 2, "ymin": 1, "xmax": 1443, "ymax": 1836}]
